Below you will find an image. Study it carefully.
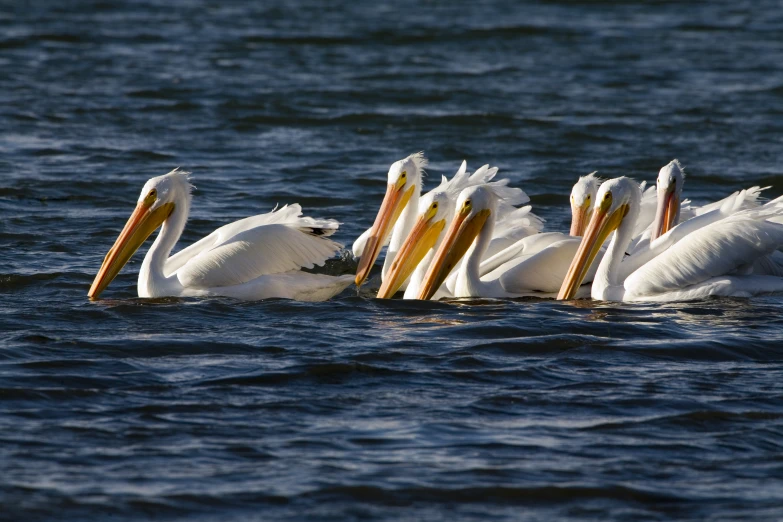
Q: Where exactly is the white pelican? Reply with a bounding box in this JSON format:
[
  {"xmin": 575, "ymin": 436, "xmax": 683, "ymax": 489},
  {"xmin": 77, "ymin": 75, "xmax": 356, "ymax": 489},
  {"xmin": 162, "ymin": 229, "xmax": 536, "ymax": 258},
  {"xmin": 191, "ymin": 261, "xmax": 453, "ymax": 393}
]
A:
[
  {"xmin": 376, "ymin": 166, "xmax": 540, "ymax": 299},
  {"xmin": 572, "ymin": 171, "xmax": 658, "ymax": 244},
  {"xmin": 88, "ymin": 169, "xmax": 354, "ymax": 301},
  {"xmin": 569, "ymin": 172, "xmax": 601, "ymax": 236},
  {"xmin": 447, "ymin": 173, "xmax": 607, "ymax": 279},
  {"xmin": 415, "ymin": 185, "xmax": 598, "ymax": 300},
  {"xmin": 376, "ymin": 161, "xmax": 495, "ymax": 299},
  {"xmin": 407, "ymin": 170, "xmax": 637, "ymax": 300},
  {"xmin": 649, "ymin": 160, "xmax": 783, "ymax": 276},
  {"xmin": 649, "ymin": 159, "xmax": 766, "ymax": 242},
  {"xmin": 353, "ymin": 152, "xmax": 428, "ymax": 288},
  {"xmin": 649, "ymin": 160, "xmax": 684, "ymax": 242},
  {"xmin": 557, "ymin": 177, "xmax": 783, "ymax": 302}
]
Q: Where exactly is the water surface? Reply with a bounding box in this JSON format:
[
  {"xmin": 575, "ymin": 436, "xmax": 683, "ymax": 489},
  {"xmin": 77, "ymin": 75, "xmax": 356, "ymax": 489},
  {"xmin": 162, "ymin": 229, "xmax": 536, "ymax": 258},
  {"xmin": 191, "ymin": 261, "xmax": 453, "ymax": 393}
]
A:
[{"xmin": 2, "ymin": 1, "xmax": 783, "ymax": 520}]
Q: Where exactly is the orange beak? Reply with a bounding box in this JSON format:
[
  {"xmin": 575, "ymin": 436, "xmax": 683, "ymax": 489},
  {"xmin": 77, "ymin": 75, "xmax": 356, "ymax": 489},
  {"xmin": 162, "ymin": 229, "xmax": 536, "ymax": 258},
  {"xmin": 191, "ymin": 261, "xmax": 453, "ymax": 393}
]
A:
[
  {"xmin": 88, "ymin": 201, "xmax": 174, "ymax": 299},
  {"xmin": 376, "ymin": 213, "xmax": 446, "ymax": 299},
  {"xmin": 570, "ymin": 199, "xmax": 593, "ymax": 236},
  {"xmin": 355, "ymin": 182, "xmax": 415, "ymax": 287},
  {"xmin": 417, "ymin": 208, "xmax": 490, "ymax": 300},
  {"xmin": 557, "ymin": 203, "xmax": 627, "ymax": 300},
  {"xmin": 650, "ymin": 184, "xmax": 679, "ymax": 242}
]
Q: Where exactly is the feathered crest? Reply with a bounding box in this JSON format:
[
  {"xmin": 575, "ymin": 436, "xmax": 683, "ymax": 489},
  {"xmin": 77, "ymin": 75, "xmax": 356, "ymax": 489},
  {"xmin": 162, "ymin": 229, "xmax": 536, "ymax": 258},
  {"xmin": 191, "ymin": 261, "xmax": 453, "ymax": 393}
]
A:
[
  {"xmin": 446, "ymin": 161, "xmax": 468, "ymax": 191},
  {"xmin": 442, "ymin": 162, "xmax": 499, "ymax": 199},
  {"xmin": 466, "ymin": 164, "xmax": 499, "ymax": 186},
  {"xmin": 494, "ymin": 204, "xmax": 545, "ymax": 236},
  {"xmin": 165, "ymin": 167, "xmax": 196, "ymax": 194},
  {"xmin": 485, "ymin": 178, "xmax": 530, "ymax": 207},
  {"xmin": 661, "ymin": 159, "xmax": 685, "ymax": 181},
  {"xmin": 574, "ymin": 171, "xmax": 603, "ymax": 191},
  {"xmin": 406, "ymin": 151, "xmax": 428, "ymax": 178},
  {"xmin": 435, "ymin": 160, "xmax": 467, "ymax": 194},
  {"xmin": 571, "ymin": 171, "xmax": 604, "ymax": 203}
]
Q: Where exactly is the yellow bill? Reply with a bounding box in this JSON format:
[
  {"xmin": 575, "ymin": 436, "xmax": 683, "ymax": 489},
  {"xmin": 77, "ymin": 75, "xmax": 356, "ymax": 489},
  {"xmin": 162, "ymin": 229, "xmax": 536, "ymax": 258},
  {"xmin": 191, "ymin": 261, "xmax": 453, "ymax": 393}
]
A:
[
  {"xmin": 417, "ymin": 208, "xmax": 490, "ymax": 300},
  {"xmin": 650, "ymin": 186, "xmax": 679, "ymax": 241},
  {"xmin": 570, "ymin": 198, "xmax": 593, "ymax": 236},
  {"xmin": 355, "ymin": 181, "xmax": 415, "ymax": 287},
  {"xmin": 557, "ymin": 199, "xmax": 627, "ymax": 300},
  {"xmin": 377, "ymin": 213, "xmax": 445, "ymax": 299},
  {"xmin": 88, "ymin": 200, "xmax": 174, "ymax": 299}
]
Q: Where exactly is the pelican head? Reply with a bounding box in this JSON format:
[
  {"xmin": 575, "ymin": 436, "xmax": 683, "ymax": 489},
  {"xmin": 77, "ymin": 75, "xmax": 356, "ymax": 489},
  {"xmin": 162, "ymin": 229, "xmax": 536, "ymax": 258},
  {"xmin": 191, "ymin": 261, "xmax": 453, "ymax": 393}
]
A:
[
  {"xmin": 354, "ymin": 152, "xmax": 427, "ymax": 287},
  {"xmin": 376, "ymin": 189, "xmax": 451, "ymax": 298},
  {"xmin": 417, "ymin": 185, "xmax": 496, "ymax": 300},
  {"xmin": 557, "ymin": 177, "xmax": 639, "ymax": 300},
  {"xmin": 570, "ymin": 171, "xmax": 600, "ymax": 236},
  {"xmin": 88, "ymin": 169, "xmax": 191, "ymax": 299},
  {"xmin": 650, "ymin": 159, "xmax": 684, "ymax": 241}
]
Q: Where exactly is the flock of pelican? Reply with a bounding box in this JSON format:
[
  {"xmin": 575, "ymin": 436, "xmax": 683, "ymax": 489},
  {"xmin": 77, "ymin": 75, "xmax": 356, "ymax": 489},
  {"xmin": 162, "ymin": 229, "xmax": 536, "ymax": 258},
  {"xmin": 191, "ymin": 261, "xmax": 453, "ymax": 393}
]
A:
[{"xmin": 88, "ymin": 154, "xmax": 783, "ymax": 303}]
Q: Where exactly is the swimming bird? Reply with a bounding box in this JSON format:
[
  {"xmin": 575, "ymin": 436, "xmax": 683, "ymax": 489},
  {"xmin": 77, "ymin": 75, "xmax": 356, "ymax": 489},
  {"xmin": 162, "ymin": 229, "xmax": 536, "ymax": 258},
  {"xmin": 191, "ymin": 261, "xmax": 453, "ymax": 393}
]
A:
[
  {"xmin": 571, "ymin": 170, "xmax": 657, "ymax": 242},
  {"xmin": 451, "ymin": 172, "xmax": 609, "ymax": 281},
  {"xmin": 88, "ymin": 169, "xmax": 353, "ymax": 301},
  {"xmin": 408, "ymin": 169, "xmax": 663, "ymax": 300},
  {"xmin": 353, "ymin": 152, "xmax": 428, "ymax": 289},
  {"xmin": 557, "ymin": 177, "xmax": 783, "ymax": 302},
  {"xmin": 649, "ymin": 159, "xmax": 766, "ymax": 242},
  {"xmin": 569, "ymin": 172, "xmax": 601, "ymax": 236},
  {"xmin": 415, "ymin": 184, "xmax": 597, "ymax": 300},
  {"xmin": 377, "ymin": 165, "xmax": 539, "ymax": 299}
]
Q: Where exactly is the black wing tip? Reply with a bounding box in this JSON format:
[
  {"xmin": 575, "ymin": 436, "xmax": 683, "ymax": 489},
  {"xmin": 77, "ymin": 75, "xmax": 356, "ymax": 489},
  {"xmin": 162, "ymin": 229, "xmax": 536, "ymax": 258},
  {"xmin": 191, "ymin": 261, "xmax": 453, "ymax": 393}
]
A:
[{"xmin": 305, "ymin": 227, "xmax": 329, "ymax": 236}]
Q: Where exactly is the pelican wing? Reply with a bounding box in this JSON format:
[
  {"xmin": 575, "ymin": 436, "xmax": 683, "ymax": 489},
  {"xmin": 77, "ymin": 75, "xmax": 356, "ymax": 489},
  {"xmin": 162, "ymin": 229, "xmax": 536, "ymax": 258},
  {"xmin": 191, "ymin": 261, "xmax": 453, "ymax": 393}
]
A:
[
  {"xmin": 166, "ymin": 204, "xmax": 338, "ymax": 276},
  {"xmin": 497, "ymin": 239, "xmax": 585, "ymax": 294},
  {"xmin": 164, "ymin": 231, "xmax": 222, "ymax": 276},
  {"xmin": 175, "ymin": 205, "xmax": 342, "ymax": 289},
  {"xmin": 694, "ymin": 186, "xmax": 767, "ymax": 216},
  {"xmin": 479, "ymin": 232, "xmax": 570, "ymax": 276},
  {"xmin": 486, "ymin": 205, "xmax": 544, "ymax": 258},
  {"xmin": 624, "ymin": 215, "xmax": 783, "ymax": 298}
]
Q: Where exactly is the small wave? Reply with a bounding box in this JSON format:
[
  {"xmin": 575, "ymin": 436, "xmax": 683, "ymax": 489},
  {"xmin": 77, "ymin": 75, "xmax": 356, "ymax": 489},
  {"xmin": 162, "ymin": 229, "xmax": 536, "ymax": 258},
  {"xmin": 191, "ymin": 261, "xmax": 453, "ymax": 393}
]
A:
[
  {"xmin": 196, "ymin": 362, "xmax": 407, "ymax": 388},
  {"xmin": 241, "ymin": 25, "xmax": 575, "ymax": 47},
  {"xmin": 586, "ymin": 410, "xmax": 783, "ymax": 432},
  {"xmin": 0, "ymin": 272, "xmax": 62, "ymax": 290},
  {"xmin": 304, "ymin": 483, "xmax": 682, "ymax": 505},
  {"xmin": 230, "ymin": 111, "xmax": 522, "ymax": 130},
  {"xmin": 33, "ymin": 32, "xmax": 90, "ymax": 44},
  {"xmin": 0, "ymin": 386, "xmax": 105, "ymax": 401},
  {"xmin": 126, "ymin": 88, "xmax": 199, "ymax": 99}
]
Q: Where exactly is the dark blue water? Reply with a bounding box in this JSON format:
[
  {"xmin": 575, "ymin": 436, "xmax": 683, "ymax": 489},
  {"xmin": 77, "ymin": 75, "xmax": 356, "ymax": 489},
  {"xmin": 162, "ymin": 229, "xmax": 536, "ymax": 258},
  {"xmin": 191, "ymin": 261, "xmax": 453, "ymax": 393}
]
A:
[{"xmin": 3, "ymin": 1, "xmax": 783, "ymax": 520}]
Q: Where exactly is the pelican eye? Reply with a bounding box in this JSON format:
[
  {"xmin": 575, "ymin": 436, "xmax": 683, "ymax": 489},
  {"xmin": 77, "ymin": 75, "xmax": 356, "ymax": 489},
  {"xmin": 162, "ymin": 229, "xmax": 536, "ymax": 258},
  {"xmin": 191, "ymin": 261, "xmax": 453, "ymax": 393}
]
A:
[
  {"xmin": 143, "ymin": 188, "xmax": 158, "ymax": 205},
  {"xmin": 604, "ymin": 192, "xmax": 610, "ymax": 200},
  {"xmin": 401, "ymin": 171, "xmax": 407, "ymax": 179},
  {"xmin": 432, "ymin": 202, "xmax": 438, "ymax": 209}
]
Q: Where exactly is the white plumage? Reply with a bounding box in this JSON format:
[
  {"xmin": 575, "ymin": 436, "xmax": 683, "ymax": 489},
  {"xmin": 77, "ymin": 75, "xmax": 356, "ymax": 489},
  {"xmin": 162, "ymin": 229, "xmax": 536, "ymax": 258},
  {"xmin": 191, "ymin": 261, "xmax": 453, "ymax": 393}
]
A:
[
  {"xmin": 176, "ymin": 209, "xmax": 341, "ymax": 289},
  {"xmin": 374, "ymin": 162, "xmax": 543, "ymax": 299},
  {"xmin": 89, "ymin": 169, "xmax": 353, "ymax": 302},
  {"xmin": 558, "ymin": 176, "xmax": 783, "ymax": 302},
  {"xmin": 415, "ymin": 184, "xmax": 590, "ymax": 299},
  {"xmin": 352, "ymin": 152, "xmax": 429, "ymax": 289},
  {"xmin": 625, "ymin": 209, "xmax": 783, "ymax": 300}
]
